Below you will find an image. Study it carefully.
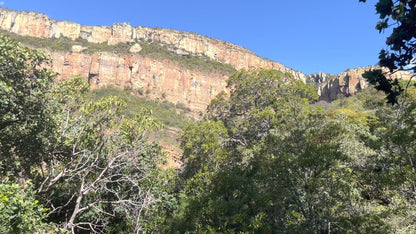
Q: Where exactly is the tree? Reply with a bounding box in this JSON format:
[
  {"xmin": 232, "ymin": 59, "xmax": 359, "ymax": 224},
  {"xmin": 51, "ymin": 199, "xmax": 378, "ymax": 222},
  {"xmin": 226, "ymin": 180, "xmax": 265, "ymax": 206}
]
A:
[
  {"xmin": 0, "ymin": 36, "xmax": 175, "ymax": 232},
  {"xmin": 0, "ymin": 36, "xmax": 174, "ymax": 233},
  {"xmin": 35, "ymin": 76, "xmax": 167, "ymax": 233},
  {"xmin": 0, "ymin": 35, "xmax": 56, "ymax": 175},
  {"xmin": 0, "ymin": 175, "xmax": 62, "ymax": 233},
  {"xmin": 360, "ymin": 0, "xmax": 416, "ymax": 104},
  {"xmin": 356, "ymin": 2, "xmax": 416, "ymax": 229},
  {"xmin": 175, "ymin": 69, "xmax": 382, "ymax": 232},
  {"xmin": 361, "ymin": 86, "xmax": 416, "ymax": 232}
]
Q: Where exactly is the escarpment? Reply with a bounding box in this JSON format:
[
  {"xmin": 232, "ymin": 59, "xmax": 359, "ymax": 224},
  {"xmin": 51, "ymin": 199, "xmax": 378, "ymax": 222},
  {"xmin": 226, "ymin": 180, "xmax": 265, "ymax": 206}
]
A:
[
  {"xmin": 1, "ymin": 7, "xmax": 413, "ymax": 111},
  {"xmin": 49, "ymin": 47, "xmax": 228, "ymax": 112},
  {"xmin": 0, "ymin": 7, "xmax": 305, "ymax": 111},
  {"xmin": 308, "ymin": 67, "xmax": 413, "ymax": 102},
  {"xmin": 0, "ymin": 7, "xmax": 305, "ymax": 76}
]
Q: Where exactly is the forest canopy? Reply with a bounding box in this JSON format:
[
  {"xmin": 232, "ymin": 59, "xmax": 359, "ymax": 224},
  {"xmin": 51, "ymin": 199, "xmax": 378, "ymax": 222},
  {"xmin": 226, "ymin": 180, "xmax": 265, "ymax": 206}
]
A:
[{"xmin": 1, "ymin": 1, "xmax": 416, "ymax": 231}]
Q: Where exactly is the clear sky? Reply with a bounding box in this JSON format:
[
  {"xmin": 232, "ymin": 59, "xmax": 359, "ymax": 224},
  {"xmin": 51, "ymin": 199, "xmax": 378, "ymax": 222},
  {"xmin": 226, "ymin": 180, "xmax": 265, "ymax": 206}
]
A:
[{"xmin": 1, "ymin": 0, "xmax": 386, "ymax": 75}]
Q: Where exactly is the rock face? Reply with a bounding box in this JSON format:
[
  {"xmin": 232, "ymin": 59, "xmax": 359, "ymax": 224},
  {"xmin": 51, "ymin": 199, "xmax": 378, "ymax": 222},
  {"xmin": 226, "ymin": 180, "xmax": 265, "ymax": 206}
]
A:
[
  {"xmin": 0, "ymin": 7, "xmax": 412, "ymax": 111},
  {"xmin": 0, "ymin": 8, "xmax": 305, "ymax": 79},
  {"xmin": 49, "ymin": 49, "xmax": 227, "ymax": 112},
  {"xmin": 309, "ymin": 67, "xmax": 413, "ymax": 102},
  {"xmin": 0, "ymin": 7, "xmax": 308, "ymax": 112}
]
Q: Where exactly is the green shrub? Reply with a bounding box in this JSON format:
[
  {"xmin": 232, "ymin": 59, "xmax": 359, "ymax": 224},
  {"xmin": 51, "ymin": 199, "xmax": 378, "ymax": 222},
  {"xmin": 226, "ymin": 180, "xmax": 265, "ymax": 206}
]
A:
[{"xmin": 0, "ymin": 176, "xmax": 62, "ymax": 233}]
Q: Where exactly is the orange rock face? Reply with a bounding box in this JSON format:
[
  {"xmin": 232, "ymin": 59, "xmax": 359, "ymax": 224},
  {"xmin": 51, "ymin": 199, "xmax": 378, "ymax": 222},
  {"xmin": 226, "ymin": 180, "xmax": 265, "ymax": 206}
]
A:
[
  {"xmin": 0, "ymin": 7, "xmax": 306, "ymax": 81},
  {"xmin": 314, "ymin": 67, "xmax": 413, "ymax": 102},
  {"xmin": 48, "ymin": 48, "xmax": 228, "ymax": 112},
  {"xmin": 0, "ymin": 7, "xmax": 307, "ymax": 111},
  {"xmin": 0, "ymin": 7, "xmax": 413, "ymax": 110}
]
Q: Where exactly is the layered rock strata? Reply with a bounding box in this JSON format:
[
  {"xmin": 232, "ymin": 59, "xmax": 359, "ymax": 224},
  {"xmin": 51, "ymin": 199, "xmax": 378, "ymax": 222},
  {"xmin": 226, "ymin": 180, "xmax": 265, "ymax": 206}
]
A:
[
  {"xmin": 50, "ymin": 46, "xmax": 227, "ymax": 112},
  {"xmin": 0, "ymin": 7, "xmax": 413, "ymax": 110},
  {"xmin": 0, "ymin": 7, "xmax": 305, "ymax": 80},
  {"xmin": 310, "ymin": 67, "xmax": 413, "ymax": 102}
]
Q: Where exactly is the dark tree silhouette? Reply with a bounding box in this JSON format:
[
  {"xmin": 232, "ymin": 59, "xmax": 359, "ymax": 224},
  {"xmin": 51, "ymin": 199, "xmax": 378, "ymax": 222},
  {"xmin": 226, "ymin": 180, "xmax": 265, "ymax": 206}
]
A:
[{"xmin": 360, "ymin": 0, "xmax": 416, "ymax": 104}]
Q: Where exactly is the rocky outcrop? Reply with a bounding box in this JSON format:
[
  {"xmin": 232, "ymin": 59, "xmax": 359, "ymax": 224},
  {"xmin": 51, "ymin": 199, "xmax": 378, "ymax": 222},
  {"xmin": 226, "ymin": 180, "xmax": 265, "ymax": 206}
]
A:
[
  {"xmin": 49, "ymin": 46, "xmax": 228, "ymax": 112},
  {"xmin": 0, "ymin": 7, "xmax": 413, "ymax": 111},
  {"xmin": 0, "ymin": 7, "xmax": 312, "ymax": 112},
  {"xmin": 0, "ymin": 7, "xmax": 306, "ymax": 81},
  {"xmin": 310, "ymin": 67, "xmax": 413, "ymax": 102}
]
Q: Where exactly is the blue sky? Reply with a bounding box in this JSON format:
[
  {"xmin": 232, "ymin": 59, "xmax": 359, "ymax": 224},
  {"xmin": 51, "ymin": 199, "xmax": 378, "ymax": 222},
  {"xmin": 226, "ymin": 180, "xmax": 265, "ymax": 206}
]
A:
[{"xmin": 2, "ymin": 0, "xmax": 386, "ymax": 75}]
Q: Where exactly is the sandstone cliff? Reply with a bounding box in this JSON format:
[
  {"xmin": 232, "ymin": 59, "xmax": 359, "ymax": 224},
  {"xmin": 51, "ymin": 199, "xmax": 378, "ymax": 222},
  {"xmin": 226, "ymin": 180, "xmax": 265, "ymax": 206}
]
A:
[
  {"xmin": 309, "ymin": 67, "xmax": 413, "ymax": 102},
  {"xmin": 0, "ymin": 7, "xmax": 309, "ymax": 112},
  {"xmin": 0, "ymin": 7, "xmax": 305, "ymax": 79},
  {"xmin": 0, "ymin": 7, "xmax": 412, "ymax": 111},
  {"xmin": 49, "ymin": 46, "xmax": 228, "ymax": 112}
]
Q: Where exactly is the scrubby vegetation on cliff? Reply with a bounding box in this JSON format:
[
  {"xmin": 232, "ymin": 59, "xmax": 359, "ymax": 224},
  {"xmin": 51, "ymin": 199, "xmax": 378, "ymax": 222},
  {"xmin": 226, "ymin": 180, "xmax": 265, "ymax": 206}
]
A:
[
  {"xmin": 0, "ymin": 29, "xmax": 235, "ymax": 75},
  {"xmin": 138, "ymin": 40, "xmax": 236, "ymax": 75},
  {"xmin": 89, "ymin": 86, "xmax": 192, "ymax": 129}
]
